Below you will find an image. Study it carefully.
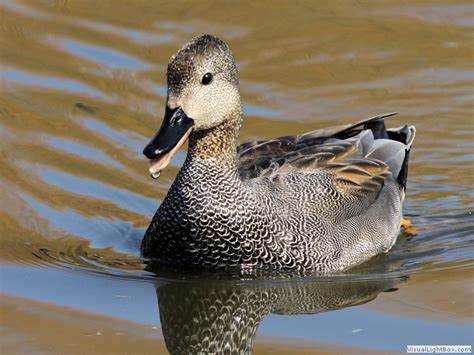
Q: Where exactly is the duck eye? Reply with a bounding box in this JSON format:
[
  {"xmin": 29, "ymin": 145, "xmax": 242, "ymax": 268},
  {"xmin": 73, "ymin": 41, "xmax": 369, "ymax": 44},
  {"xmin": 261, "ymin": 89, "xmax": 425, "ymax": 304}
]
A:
[{"xmin": 201, "ymin": 72, "xmax": 213, "ymax": 85}]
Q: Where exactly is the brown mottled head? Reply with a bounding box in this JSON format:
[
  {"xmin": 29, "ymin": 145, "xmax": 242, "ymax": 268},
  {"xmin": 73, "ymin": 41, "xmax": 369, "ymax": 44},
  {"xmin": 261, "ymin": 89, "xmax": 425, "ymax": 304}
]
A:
[
  {"xmin": 143, "ymin": 35, "xmax": 242, "ymax": 178},
  {"xmin": 166, "ymin": 34, "xmax": 241, "ymax": 130}
]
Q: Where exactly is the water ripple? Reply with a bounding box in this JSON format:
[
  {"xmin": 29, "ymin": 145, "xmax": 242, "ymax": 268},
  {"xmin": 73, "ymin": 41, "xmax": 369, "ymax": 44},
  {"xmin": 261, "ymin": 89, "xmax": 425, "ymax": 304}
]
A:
[
  {"xmin": 54, "ymin": 38, "xmax": 148, "ymax": 70},
  {"xmin": 1, "ymin": 68, "xmax": 111, "ymax": 100}
]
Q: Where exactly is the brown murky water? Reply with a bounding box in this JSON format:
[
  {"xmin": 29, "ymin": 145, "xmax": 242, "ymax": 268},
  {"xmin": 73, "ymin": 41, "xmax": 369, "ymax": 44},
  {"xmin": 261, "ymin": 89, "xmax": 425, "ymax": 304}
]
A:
[{"xmin": 1, "ymin": 1, "xmax": 473, "ymax": 354}]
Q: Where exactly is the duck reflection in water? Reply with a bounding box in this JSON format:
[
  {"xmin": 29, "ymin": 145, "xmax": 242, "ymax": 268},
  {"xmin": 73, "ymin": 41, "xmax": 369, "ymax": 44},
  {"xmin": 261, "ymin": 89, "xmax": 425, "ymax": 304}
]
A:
[{"xmin": 148, "ymin": 265, "xmax": 407, "ymax": 354}]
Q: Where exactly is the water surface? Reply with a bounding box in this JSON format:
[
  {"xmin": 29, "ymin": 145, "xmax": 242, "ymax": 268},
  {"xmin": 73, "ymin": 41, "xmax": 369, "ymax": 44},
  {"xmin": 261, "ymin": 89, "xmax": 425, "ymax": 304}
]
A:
[{"xmin": 1, "ymin": 0, "xmax": 473, "ymax": 353}]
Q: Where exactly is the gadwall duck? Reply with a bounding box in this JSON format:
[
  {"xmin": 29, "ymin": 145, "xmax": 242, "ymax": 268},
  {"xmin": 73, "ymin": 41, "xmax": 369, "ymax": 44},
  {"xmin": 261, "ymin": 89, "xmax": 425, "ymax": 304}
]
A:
[{"xmin": 142, "ymin": 34, "xmax": 416, "ymax": 271}]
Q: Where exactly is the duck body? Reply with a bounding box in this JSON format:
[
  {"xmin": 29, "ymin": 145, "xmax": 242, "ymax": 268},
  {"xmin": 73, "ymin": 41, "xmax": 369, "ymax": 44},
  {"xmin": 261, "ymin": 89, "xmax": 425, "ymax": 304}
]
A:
[{"xmin": 141, "ymin": 35, "xmax": 416, "ymax": 271}]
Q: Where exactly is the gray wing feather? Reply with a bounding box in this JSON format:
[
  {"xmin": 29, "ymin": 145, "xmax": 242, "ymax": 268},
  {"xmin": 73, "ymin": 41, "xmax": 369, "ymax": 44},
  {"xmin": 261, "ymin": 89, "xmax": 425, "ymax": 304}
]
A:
[
  {"xmin": 237, "ymin": 113, "xmax": 415, "ymax": 188},
  {"xmin": 366, "ymin": 139, "xmax": 407, "ymax": 178}
]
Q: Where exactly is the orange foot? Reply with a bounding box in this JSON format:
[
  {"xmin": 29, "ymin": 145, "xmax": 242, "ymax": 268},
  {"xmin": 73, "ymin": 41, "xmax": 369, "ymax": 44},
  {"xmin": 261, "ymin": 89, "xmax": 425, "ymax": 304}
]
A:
[{"xmin": 401, "ymin": 218, "xmax": 418, "ymax": 235}]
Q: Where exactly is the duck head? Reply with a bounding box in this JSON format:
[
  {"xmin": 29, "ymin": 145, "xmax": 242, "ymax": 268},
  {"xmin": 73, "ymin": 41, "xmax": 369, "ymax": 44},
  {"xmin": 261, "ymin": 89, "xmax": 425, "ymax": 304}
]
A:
[{"xmin": 143, "ymin": 34, "xmax": 241, "ymax": 179}]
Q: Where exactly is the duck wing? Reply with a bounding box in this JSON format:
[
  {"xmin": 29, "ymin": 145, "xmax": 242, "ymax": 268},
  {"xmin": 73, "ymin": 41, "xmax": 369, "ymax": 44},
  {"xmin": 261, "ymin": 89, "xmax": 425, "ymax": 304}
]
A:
[{"xmin": 237, "ymin": 112, "xmax": 416, "ymax": 194}]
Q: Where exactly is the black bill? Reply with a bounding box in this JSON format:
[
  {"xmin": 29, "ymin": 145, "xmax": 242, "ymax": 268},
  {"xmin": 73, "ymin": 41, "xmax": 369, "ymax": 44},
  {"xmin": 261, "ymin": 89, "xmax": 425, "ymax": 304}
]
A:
[{"xmin": 143, "ymin": 106, "xmax": 193, "ymax": 179}]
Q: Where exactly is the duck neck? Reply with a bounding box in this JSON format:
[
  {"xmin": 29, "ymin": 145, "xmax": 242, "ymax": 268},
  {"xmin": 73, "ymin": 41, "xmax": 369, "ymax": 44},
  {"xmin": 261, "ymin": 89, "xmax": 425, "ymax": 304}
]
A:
[{"xmin": 187, "ymin": 111, "xmax": 242, "ymax": 168}]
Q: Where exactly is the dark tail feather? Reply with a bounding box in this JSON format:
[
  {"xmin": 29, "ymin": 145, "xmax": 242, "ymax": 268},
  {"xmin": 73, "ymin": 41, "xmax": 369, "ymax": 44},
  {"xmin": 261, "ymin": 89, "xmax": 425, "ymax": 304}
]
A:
[
  {"xmin": 328, "ymin": 115, "xmax": 416, "ymax": 191},
  {"xmin": 334, "ymin": 112, "xmax": 398, "ymax": 140},
  {"xmin": 388, "ymin": 125, "xmax": 416, "ymax": 190},
  {"xmin": 397, "ymin": 148, "xmax": 411, "ymax": 190},
  {"xmin": 363, "ymin": 118, "xmax": 388, "ymax": 139}
]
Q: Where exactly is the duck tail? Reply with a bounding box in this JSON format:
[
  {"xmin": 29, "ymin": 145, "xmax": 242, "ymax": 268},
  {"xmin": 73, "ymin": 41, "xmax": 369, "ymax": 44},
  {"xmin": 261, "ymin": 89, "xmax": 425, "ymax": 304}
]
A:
[
  {"xmin": 387, "ymin": 125, "xmax": 416, "ymax": 191},
  {"xmin": 344, "ymin": 114, "xmax": 416, "ymax": 192}
]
